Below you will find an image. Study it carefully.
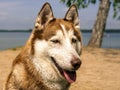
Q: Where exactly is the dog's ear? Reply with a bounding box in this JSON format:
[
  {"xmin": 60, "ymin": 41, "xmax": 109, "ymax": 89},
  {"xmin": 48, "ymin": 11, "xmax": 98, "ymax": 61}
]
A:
[
  {"xmin": 35, "ymin": 2, "xmax": 54, "ymax": 29},
  {"xmin": 65, "ymin": 5, "xmax": 80, "ymax": 29}
]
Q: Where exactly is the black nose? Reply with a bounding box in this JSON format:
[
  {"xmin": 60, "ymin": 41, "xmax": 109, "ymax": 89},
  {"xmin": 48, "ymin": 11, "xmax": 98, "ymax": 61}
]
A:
[{"xmin": 71, "ymin": 58, "xmax": 81, "ymax": 70}]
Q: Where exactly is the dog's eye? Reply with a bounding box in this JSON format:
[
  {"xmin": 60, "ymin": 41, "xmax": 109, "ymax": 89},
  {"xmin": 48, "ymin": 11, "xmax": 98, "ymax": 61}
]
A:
[
  {"xmin": 51, "ymin": 39, "xmax": 60, "ymax": 44},
  {"xmin": 72, "ymin": 38, "xmax": 77, "ymax": 43}
]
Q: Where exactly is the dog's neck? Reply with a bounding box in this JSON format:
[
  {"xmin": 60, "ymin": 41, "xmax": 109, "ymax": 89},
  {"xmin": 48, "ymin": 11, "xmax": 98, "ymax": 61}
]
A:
[
  {"xmin": 32, "ymin": 57, "xmax": 70, "ymax": 90},
  {"xmin": 44, "ymin": 79, "xmax": 70, "ymax": 90}
]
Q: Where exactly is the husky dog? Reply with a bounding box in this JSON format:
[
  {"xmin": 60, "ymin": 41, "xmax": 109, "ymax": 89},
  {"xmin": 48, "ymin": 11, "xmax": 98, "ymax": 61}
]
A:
[{"xmin": 5, "ymin": 2, "xmax": 82, "ymax": 90}]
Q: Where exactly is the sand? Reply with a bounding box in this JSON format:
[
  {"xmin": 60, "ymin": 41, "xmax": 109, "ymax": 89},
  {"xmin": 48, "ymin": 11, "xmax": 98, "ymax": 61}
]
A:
[{"xmin": 0, "ymin": 47, "xmax": 120, "ymax": 90}]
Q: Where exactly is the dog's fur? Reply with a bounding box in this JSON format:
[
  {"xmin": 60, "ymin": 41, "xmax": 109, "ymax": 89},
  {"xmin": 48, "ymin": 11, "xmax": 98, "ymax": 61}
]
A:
[{"xmin": 5, "ymin": 2, "xmax": 82, "ymax": 90}]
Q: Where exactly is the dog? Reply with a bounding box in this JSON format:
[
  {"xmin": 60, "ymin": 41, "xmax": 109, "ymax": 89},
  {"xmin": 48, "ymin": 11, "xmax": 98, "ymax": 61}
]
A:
[{"xmin": 5, "ymin": 2, "xmax": 82, "ymax": 90}]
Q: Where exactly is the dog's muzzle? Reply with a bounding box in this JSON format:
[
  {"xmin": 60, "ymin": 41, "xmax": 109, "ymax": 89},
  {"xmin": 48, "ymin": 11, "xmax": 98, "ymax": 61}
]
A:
[{"xmin": 50, "ymin": 56, "xmax": 81, "ymax": 84}]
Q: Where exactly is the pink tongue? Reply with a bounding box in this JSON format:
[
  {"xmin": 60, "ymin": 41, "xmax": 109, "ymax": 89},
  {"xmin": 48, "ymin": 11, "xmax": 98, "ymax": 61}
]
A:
[{"xmin": 63, "ymin": 70, "xmax": 76, "ymax": 83}]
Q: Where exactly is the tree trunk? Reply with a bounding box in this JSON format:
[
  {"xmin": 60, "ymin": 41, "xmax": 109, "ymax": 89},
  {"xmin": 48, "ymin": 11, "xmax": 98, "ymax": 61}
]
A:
[{"xmin": 87, "ymin": 0, "xmax": 111, "ymax": 48}]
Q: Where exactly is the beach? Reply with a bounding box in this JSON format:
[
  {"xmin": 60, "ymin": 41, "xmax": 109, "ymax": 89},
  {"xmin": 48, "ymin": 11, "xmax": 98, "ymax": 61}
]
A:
[{"xmin": 0, "ymin": 47, "xmax": 120, "ymax": 90}]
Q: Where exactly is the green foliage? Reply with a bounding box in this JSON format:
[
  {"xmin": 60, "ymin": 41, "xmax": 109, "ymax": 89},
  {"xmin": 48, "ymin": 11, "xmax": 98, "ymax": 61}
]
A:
[
  {"xmin": 113, "ymin": 0, "xmax": 120, "ymax": 19},
  {"xmin": 60, "ymin": 0, "xmax": 120, "ymax": 19},
  {"xmin": 114, "ymin": 0, "xmax": 120, "ymax": 3},
  {"xmin": 60, "ymin": 0, "xmax": 96, "ymax": 9}
]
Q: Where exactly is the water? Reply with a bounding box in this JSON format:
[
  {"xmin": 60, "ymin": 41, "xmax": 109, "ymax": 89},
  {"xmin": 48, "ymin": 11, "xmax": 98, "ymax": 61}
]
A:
[
  {"xmin": 0, "ymin": 32, "xmax": 30, "ymax": 50},
  {"xmin": 82, "ymin": 33, "xmax": 120, "ymax": 48},
  {"xmin": 0, "ymin": 32, "xmax": 120, "ymax": 50}
]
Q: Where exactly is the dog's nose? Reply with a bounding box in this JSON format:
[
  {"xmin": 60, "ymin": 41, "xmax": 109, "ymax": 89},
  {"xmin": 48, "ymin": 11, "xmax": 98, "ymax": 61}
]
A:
[{"xmin": 71, "ymin": 58, "xmax": 81, "ymax": 70}]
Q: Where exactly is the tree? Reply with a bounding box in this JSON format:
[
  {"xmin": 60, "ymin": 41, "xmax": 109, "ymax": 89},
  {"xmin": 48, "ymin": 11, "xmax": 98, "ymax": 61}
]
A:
[
  {"xmin": 60, "ymin": 0, "xmax": 120, "ymax": 48},
  {"xmin": 88, "ymin": 0, "xmax": 111, "ymax": 47}
]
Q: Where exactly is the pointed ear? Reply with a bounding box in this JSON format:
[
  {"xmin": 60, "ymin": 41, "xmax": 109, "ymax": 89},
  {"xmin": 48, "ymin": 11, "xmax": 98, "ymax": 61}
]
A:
[
  {"xmin": 35, "ymin": 2, "xmax": 54, "ymax": 29},
  {"xmin": 65, "ymin": 5, "xmax": 80, "ymax": 29}
]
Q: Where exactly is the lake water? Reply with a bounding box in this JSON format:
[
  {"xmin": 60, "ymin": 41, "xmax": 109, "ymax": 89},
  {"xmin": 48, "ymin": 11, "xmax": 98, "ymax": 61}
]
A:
[{"xmin": 0, "ymin": 32, "xmax": 120, "ymax": 50}]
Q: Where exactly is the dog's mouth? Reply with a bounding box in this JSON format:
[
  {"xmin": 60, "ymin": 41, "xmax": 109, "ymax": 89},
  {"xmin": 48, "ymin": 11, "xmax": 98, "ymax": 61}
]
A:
[{"xmin": 51, "ymin": 57, "xmax": 76, "ymax": 83}]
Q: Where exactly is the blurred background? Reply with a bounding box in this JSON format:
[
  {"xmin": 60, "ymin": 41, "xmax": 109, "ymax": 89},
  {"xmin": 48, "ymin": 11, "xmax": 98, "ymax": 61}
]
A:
[{"xmin": 0, "ymin": 0, "xmax": 120, "ymax": 50}]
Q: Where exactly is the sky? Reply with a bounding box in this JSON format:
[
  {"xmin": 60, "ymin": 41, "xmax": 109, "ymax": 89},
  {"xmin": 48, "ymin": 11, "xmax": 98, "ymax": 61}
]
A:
[{"xmin": 0, "ymin": 0, "xmax": 120, "ymax": 30}]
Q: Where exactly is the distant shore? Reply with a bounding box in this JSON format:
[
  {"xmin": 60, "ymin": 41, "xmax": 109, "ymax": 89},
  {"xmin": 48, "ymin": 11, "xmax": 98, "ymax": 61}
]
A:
[
  {"xmin": 0, "ymin": 29, "xmax": 120, "ymax": 33},
  {"xmin": 0, "ymin": 29, "xmax": 32, "ymax": 32}
]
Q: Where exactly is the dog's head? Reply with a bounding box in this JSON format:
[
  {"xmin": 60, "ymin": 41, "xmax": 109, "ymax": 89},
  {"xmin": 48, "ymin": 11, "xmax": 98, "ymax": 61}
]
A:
[{"xmin": 30, "ymin": 2, "xmax": 82, "ymax": 84}]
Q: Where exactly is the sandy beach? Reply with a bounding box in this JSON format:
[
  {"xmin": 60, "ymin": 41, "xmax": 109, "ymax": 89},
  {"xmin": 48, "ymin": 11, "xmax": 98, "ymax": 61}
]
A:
[{"xmin": 0, "ymin": 47, "xmax": 120, "ymax": 90}]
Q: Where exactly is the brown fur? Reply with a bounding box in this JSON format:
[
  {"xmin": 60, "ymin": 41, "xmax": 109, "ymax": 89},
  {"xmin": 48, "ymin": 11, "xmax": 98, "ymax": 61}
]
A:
[{"xmin": 5, "ymin": 2, "xmax": 82, "ymax": 90}]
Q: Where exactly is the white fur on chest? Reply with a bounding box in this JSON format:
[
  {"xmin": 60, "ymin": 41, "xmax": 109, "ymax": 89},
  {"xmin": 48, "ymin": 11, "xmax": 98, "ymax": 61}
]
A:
[{"xmin": 32, "ymin": 57, "xmax": 69, "ymax": 90}]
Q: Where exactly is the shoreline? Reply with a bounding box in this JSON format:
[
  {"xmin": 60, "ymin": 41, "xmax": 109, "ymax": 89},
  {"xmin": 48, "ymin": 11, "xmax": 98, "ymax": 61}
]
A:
[
  {"xmin": 0, "ymin": 47, "xmax": 120, "ymax": 90},
  {"xmin": 0, "ymin": 29, "xmax": 120, "ymax": 33}
]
